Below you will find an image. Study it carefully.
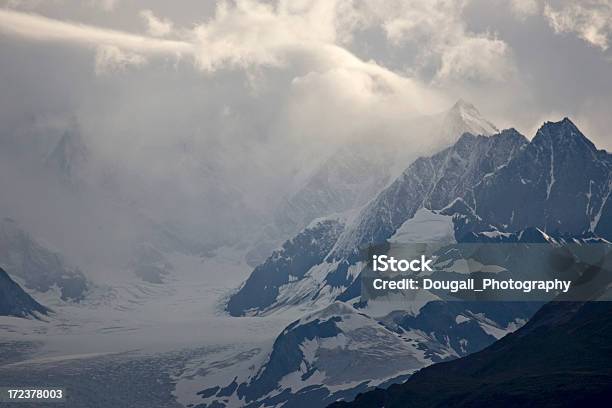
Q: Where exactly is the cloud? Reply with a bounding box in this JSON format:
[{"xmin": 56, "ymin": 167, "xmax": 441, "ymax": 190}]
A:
[
  {"xmin": 510, "ymin": 0, "xmax": 539, "ymax": 19},
  {"xmin": 5, "ymin": 0, "xmax": 45, "ymax": 9},
  {"xmin": 140, "ymin": 9, "xmax": 173, "ymax": 37},
  {"xmin": 435, "ymin": 33, "xmax": 512, "ymax": 82},
  {"xmin": 0, "ymin": 8, "xmax": 192, "ymax": 55},
  {"xmin": 0, "ymin": 2, "xmax": 444, "ymax": 111},
  {"xmin": 359, "ymin": 0, "xmax": 466, "ymax": 45},
  {"xmin": 186, "ymin": 0, "xmax": 514, "ymax": 91},
  {"xmin": 95, "ymin": 44, "xmax": 146, "ymax": 75},
  {"xmin": 0, "ymin": 3, "xmax": 447, "ymax": 187},
  {"xmin": 90, "ymin": 0, "xmax": 118, "ymax": 12},
  {"xmin": 0, "ymin": 1, "xmax": 449, "ymax": 149},
  {"xmin": 0, "ymin": 1, "xmax": 516, "ymax": 86},
  {"xmin": 544, "ymin": 1, "xmax": 612, "ymax": 50},
  {"xmin": 189, "ymin": 0, "xmax": 349, "ymax": 73},
  {"xmin": 185, "ymin": 0, "xmax": 448, "ymax": 126},
  {"xmin": 337, "ymin": 0, "xmax": 515, "ymax": 83}
]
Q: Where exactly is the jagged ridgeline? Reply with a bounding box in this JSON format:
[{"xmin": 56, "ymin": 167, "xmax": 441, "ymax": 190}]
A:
[{"xmin": 229, "ymin": 118, "xmax": 612, "ymax": 317}]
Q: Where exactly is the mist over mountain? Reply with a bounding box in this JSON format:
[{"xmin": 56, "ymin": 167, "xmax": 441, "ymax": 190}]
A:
[
  {"xmin": 428, "ymin": 99, "xmax": 498, "ymax": 148},
  {"xmin": 247, "ymin": 100, "xmax": 500, "ymax": 265},
  {"xmin": 45, "ymin": 127, "xmax": 90, "ymax": 186},
  {"xmin": 0, "ymin": 94, "xmax": 500, "ymax": 289},
  {"xmin": 277, "ymin": 99, "xmax": 499, "ymax": 233}
]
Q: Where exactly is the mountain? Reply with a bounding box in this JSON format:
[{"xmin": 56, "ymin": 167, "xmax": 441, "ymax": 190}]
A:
[
  {"xmin": 330, "ymin": 127, "xmax": 528, "ymax": 261},
  {"xmin": 0, "ymin": 266, "xmax": 49, "ymax": 318},
  {"xmin": 201, "ymin": 303, "xmax": 425, "ymax": 408},
  {"xmin": 219, "ymin": 118, "xmax": 611, "ymax": 407},
  {"xmin": 246, "ymin": 100, "xmax": 499, "ymax": 266},
  {"xmin": 329, "ymin": 301, "xmax": 612, "ymax": 408},
  {"xmin": 469, "ymin": 118, "xmax": 612, "ymax": 238},
  {"xmin": 278, "ymin": 99, "xmax": 498, "ymax": 235},
  {"xmin": 228, "ymin": 217, "xmax": 346, "ymax": 316},
  {"xmin": 215, "ymin": 301, "xmax": 537, "ymax": 407},
  {"xmin": 206, "ymin": 300, "xmax": 537, "ymax": 408},
  {"xmin": 230, "ymin": 119, "xmax": 612, "ymax": 316},
  {"xmin": 0, "ymin": 218, "xmax": 88, "ymax": 301},
  {"xmin": 230, "ymin": 128, "xmax": 529, "ymax": 316},
  {"xmin": 336, "ymin": 117, "xmax": 611, "ymax": 260}
]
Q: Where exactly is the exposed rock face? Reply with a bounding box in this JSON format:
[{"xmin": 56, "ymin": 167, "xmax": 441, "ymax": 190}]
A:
[
  {"xmin": 228, "ymin": 217, "xmax": 345, "ymax": 316},
  {"xmin": 0, "ymin": 266, "xmax": 48, "ymax": 318}
]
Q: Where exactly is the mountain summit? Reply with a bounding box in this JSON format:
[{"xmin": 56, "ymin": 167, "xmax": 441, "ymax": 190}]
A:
[
  {"xmin": 532, "ymin": 117, "xmax": 597, "ymax": 154},
  {"xmin": 435, "ymin": 99, "xmax": 499, "ymax": 145}
]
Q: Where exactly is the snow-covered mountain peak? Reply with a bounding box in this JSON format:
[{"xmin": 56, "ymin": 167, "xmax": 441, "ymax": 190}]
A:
[
  {"xmin": 448, "ymin": 99, "xmax": 498, "ymax": 132},
  {"xmin": 433, "ymin": 99, "xmax": 499, "ymax": 147},
  {"xmin": 451, "ymin": 98, "xmax": 477, "ymax": 111}
]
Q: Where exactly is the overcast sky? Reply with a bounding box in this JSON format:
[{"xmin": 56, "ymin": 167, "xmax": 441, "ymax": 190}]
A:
[{"xmin": 1, "ymin": 0, "xmax": 612, "ymax": 149}]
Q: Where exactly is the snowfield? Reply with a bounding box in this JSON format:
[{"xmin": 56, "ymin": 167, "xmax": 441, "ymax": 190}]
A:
[{"xmin": 0, "ymin": 247, "xmax": 299, "ymax": 407}]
